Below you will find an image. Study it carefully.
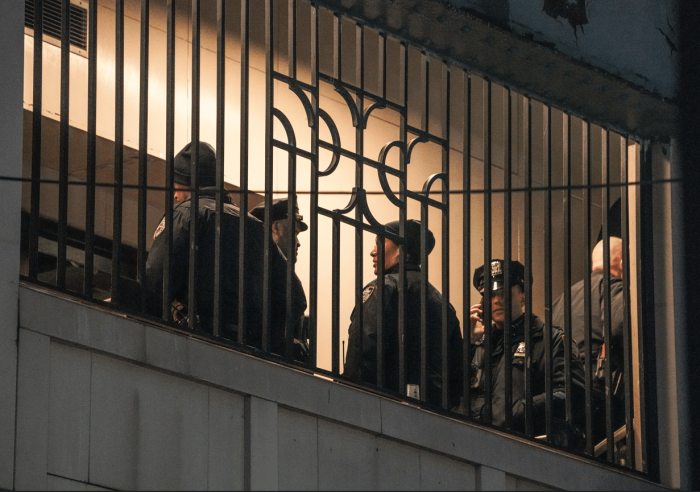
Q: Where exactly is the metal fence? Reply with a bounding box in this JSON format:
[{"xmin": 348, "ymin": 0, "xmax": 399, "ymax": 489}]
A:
[{"xmin": 19, "ymin": 0, "xmax": 660, "ymax": 476}]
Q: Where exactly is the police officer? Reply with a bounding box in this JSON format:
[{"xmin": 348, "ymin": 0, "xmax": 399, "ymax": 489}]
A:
[
  {"xmin": 552, "ymin": 237, "xmax": 626, "ymax": 446},
  {"xmin": 144, "ymin": 141, "xmax": 306, "ymax": 356},
  {"xmin": 250, "ymin": 196, "xmax": 310, "ymax": 362},
  {"xmin": 250, "ymin": 197, "xmax": 308, "ymax": 263},
  {"xmin": 468, "ymin": 259, "xmax": 585, "ymax": 445},
  {"xmin": 344, "ymin": 220, "xmax": 463, "ymax": 410}
]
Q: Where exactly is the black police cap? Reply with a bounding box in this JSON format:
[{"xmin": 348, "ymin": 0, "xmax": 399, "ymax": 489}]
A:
[
  {"xmin": 383, "ymin": 219, "xmax": 435, "ymax": 261},
  {"xmin": 250, "ymin": 197, "xmax": 309, "ymax": 232},
  {"xmin": 473, "ymin": 259, "xmax": 528, "ymax": 293},
  {"xmin": 174, "ymin": 141, "xmax": 217, "ymax": 187}
]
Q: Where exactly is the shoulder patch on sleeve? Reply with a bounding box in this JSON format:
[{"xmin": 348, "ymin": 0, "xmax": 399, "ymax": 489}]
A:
[
  {"xmin": 153, "ymin": 217, "xmax": 166, "ymax": 240},
  {"xmin": 363, "ymin": 285, "xmax": 375, "ymax": 303}
]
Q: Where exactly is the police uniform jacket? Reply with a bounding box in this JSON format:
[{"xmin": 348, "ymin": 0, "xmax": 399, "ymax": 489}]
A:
[
  {"xmin": 470, "ymin": 314, "xmax": 585, "ymax": 435},
  {"xmin": 344, "ymin": 262, "xmax": 463, "ymax": 409},
  {"xmin": 144, "ymin": 188, "xmax": 307, "ymax": 353}
]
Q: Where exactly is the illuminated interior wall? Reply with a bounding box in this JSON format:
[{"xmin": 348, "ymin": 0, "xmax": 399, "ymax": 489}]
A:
[{"xmin": 21, "ymin": 0, "xmax": 631, "ymax": 372}]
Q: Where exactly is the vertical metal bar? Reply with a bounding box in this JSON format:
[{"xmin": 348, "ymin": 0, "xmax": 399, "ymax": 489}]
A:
[
  {"xmin": 285, "ymin": 150, "xmax": 297, "ymax": 360},
  {"xmin": 524, "ymin": 97, "xmax": 534, "ymax": 436},
  {"xmin": 188, "ymin": 0, "xmax": 201, "ymax": 331},
  {"xmin": 503, "ymin": 87, "xmax": 513, "ymax": 429},
  {"xmin": 563, "ymin": 112, "xmax": 573, "ymax": 425},
  {"xmin": 29, "ymin": 0, "xmax": 44, "ymax": 282},
  {"xmin": 638, "ymin": 140, "xmax": 659, "ymax": 478},
  {"xmin": 112, "ymin": 0, "xmax": 125, "ymax": 304},
  {"xmin": 421, "ymin": 52, "xmax": 429, "ymax": 133},
  {"xmin": 57, "ymin": 0, "xmax": 71, "ymax": 289},
  {"xmin": 308, "ymin": 1, "xmax": 319, "ymax": 366},
  {"xmin": 213, "ymin": 0, "xmax": 226, "ymax": 338},
  {"xmin": 238, "ymin": 0, "xmax": 250, "ymax": 343},
  {"xmin": 84, "ymin": 0, "xmax": 98, "ymax": 298},
  {"xmin": 288, "ymin": 0, "xmax": 296, "ymax": 78},
  {"xmin": 333, "ymin": 13, "xmax": 340, "ymax": 82},
  {"xmin": 441, "ymin": 62, "xmax": 450, "ymax": 409},
  {"xmin": 378, "ymin": 31, "xmax": 386, "ymax": 99},
  {"xmin": 583, "ymin": 120, "xmax": 594, "ymax": 456},
  {"xmin": 137, "ymin": 0, "xmax": 150, "ymax": 311},
  {"xmin": 602, "ymin": 128, "xmax": 613, "ymax": 461},
  {"xmin": 544, "ymin": 105, "xmax": 553, "ymax": 443},
  {"xmin": 620, "ymin": 135, "xmax": 635, "ymax": 468},
  {"xmin": 397, "ymin": 42, "xmax": 408, "ymax": 394},
  {"xmin": 376, "ymin": 231, "xmax": 385, "ymax": 387},
  {"xmin": 483, "ymin": 78, "xmax": 493, "ymax": 424},
  {"xmin": 263, "ymin": 0, "xmax": 274, "ymax": 350},
  {"xmin": 162, "ymin": 0, "xmax": 175, "ymax": 320},
  {"xmin": 462, "ymin": 70, "xmax": 472, "ymax": 413},
  {"xmin": 420, "ymin": 204, "xmax": 429, "ymax": 403},
  {"xmin": 332, "ymin": 217, "xmax": 341, "ymax": 375},
  {"xmin": 419, "ymin": 50, "xmax": 430, "ymax": 404},
  {"xmin": 354, "ymin": 20, "xmax": 365, "ymax": 380}
]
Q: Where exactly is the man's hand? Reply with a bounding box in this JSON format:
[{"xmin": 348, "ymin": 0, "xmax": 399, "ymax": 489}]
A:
[{"xmin": 469, "ymin": 300, "xmax": 485, "ymax": 343}]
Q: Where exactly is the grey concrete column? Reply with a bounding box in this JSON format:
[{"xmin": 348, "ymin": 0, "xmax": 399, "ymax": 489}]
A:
[
  {"xmin": 0, "ymin": 0, "xmax": 24, "ymax": 489},
  {"xmin": 652, "ymin": 139, "xmax": 682, "ymax": 489},
  {"xmin": 244, "ymin": 395, "xmax": 279, "ymax": 491}
]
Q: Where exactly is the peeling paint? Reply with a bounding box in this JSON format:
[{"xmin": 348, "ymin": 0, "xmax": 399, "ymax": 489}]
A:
[{"xmin": 542, "ymin": 0, "xmax": 588, "ymax": 38}]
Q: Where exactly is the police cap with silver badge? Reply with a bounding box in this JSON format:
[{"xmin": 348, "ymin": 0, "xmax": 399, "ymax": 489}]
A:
[
  {"xmin": 473, "ymin": 259, "xmax": 527, "ymax": 293},
  {"xmin": 174, "ymin": 141, "xmax": 217, "ymax": 187},
  {"xmin": 250, "ymin": 197, "xmax": 309, "ymax": 232}
]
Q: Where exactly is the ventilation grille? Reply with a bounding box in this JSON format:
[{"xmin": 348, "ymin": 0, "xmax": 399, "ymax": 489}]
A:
[{"xmin": 25, "ymin": 0, "xmax": 88, "ymax": 52}]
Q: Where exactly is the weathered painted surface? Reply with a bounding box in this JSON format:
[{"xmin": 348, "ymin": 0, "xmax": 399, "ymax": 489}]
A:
[{"xmin": 448, "ymin": 0, "xmax": 678, "ymax": 99}]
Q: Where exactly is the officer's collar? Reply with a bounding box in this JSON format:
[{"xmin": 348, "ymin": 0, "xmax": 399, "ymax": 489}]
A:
[
  {"xmin": 182, "ymin": 187, "xmax": 233, "ymax": 204},
  {"xmin": 384, "ymin": 261, "xmax": 420, "ymax": 275}
]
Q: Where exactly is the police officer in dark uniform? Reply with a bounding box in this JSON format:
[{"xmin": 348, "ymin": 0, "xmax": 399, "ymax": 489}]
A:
[
  {"xmin": 144, "ymin": 141, "xmax": 306, "ymax": 356},
  {"xmin": 250, "ymin": 197, "xmax": 310, "ymax": 362},
  {"xmin": 250, "ymin": 197, "xmax": 308, "ymax": 263},
  {"xmin": 468, "ymin": 259, "xmax": 585, "ymax": 445},
  {"xmin": 552, "ymin": 237, "xmax": 626, "ymax": 446},
  {"xmin": 344, "ymin": 220, "xmax": 463, "ymax": 410}
]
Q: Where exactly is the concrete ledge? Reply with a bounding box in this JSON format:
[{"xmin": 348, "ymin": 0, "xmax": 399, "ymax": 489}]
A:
[{"xmin": 19, "ymin": 284, "xmax": 667, "ymax": 491}]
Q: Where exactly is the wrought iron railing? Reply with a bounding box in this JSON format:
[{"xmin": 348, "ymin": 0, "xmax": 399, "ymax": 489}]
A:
[{"xmin": 18, "ymin": 0, "xmax": 661, "ymax": 475}]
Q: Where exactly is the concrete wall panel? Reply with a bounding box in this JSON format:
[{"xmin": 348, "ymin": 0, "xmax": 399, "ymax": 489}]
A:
[
  {"xmin": 505, "ymin": 474, "xmax": 554, "ymax": 491},
  {"xmin": 89, "ymin": 353, "xmax": 209, "ymax": 491},
  {"xmin": 207, "ymin": 387, "xmax": 245, "ymax": 491},
  {"xmin": 277, "ymin": 408, "xmax": 319, "ymax": 491},
  {"xmin": 318, "ymin": 419, "xmax": 378, "ymax": 490},
  {"xmin": 47, "ymin": 342, "xmax": 92, "ymax": 482},
  {"xmin": 419, "ymin": 451, "xmax": 476, "ymax": 491},
  {"xmin": 245, "ymin": 396, "xmax": 279, "ymax": 491},
  {"xmin": 46, "ymin": 475, "xmax": 111, "ymax": 491},
  {"xmin": 15, "ymin": 329, "xmax": 51, "ymax": 491},
  {"xmin": 375, "ymin": 437, "xmax": 420, "ymax": 491}
]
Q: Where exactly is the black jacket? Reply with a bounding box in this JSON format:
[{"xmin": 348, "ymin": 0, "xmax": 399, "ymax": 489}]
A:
[
  {"xmin": 344, "ymin": 263, "xmax": 463, "ymax": 409},
  {"xmin": 144, "ymin": 188, "xmax": 307, "ymax": 354},
  {"xmin": 469, "ymin": 315, "xmax": 585, "ymax": 436}
]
